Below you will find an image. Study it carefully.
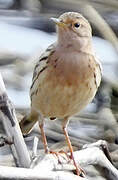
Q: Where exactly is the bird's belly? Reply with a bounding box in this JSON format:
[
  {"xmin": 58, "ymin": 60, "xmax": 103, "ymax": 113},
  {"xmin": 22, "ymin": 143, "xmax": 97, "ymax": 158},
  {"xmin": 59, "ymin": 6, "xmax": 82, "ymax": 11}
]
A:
[{"xmin": 32, "ymin": 75, "xmax": 97, "ymax": 118}]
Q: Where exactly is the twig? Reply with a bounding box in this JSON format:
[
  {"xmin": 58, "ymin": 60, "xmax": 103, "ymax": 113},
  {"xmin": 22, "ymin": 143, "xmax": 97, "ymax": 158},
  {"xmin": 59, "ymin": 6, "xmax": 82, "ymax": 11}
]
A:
[
  {"xmin": 0, "ymin": 140, "xmax": 117, "ymax": 179},
  {"xmin": 32, "ymin": 140, "xmax": 118, "ymax": 180},
  {"xmin": 0, "ymin": 73, "xmax": 31, "ymax": 167},
  {"xmin": 0, "ymin": 166, "xmax": 87, "ymax": 180},
  {"xmin": 32, "ymin": 136, "xmax": 39, "ymax": 159}
]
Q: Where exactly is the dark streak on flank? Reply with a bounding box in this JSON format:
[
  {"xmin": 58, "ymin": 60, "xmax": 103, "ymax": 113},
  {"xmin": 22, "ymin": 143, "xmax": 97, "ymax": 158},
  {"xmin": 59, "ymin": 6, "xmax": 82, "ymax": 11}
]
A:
[
  {"xmin": 86, "ymin": 82, "xmax": 89, "ymax": 87},
  {"xmin": 35, "ymin": 89, "xmax": 38, "ymax": 95},
  {"xmin": 34, "ymin": 63, "xmax": 39, "ymax": 71},
  {"xmin": 55, "ymin": 59, "xmax": 58, "ymax": 63},
  {"xmin": 31, "ymin": 88, "xmax": 38, "ymax": 102},
  {"xmin": 32, "ymin": 56, "xmax": 47, "ymax": 80},
  {"xmin": 40, "ymin": 56, "xmax": 48, "ymax": 62},
  {"xmin": 46, "ymin": 50, "xmax": 55, "ymax": 64},
  {"xmin": 66, "ymin": 44, "xmax": 72, "ymax": 48},
  {"xmin": 30, "ymin": 92, "xmax": 34, "ymax": 102},
  {"xmin": 32, "ymin": 62, "xmax": 40, "ymax": 81},
  {"xmin": 94, "ymin": 72, "xmax": 97, "ymax": 88},
  {"xmin": 31, "ymin": 45, "xmax": 54, "ymax": 90},
  {"xmin": 33, "ymin": 49, "xmax": 54, "ymax": 79},
  {"xmin": 46, "ymin": 45, "xmax": 54, "ymax": 51},
  {"xmin": 39, "ymin": 66, "xmax": 47, "ymax": 73},
  {"xmin": 46, "ymin": 48, "xmax": 52, "ymax": 51},
  {"xmin": 53, "ymin": 58, "xmax": 58, "ymax": 68},
  {"xmin": 88, "ymin": 64, "xmax": 91, "ymax": 68},
  {"xmin": 30, "ymin": 66, "xmax": 48, "ymax": 90},
  {"xmin": 32, "ymin": 71, "xmax": 37, "ymax": 81}
]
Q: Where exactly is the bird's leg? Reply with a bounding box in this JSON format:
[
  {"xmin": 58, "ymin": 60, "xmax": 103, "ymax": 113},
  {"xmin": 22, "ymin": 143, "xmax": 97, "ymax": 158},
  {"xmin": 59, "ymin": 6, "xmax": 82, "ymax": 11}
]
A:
[
  {"xmin": 62, "ymin": 117, "xmax": 85, "ymax": 177},
  {"xmin": 39, "ymin": 116, "xmax": 68, "ymax": 163},
  {"xmin": 39, "ymin": 123, "xmax": 66, "ymax": 163},
  {"xmin": 39, "ymin": 123, "xmax": 49, "ymax": 154}
]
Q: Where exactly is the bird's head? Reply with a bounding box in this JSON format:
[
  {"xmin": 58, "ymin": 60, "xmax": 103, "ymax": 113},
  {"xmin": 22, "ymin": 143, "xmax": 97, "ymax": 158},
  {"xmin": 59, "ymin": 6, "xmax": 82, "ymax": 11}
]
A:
[
  {"xmin": 51, "ymin": 12, "xmax": 93, "ymax": 52},
  {"xmin": 51, "ymin": 12, "xmax": 92, "ymax": 38}
]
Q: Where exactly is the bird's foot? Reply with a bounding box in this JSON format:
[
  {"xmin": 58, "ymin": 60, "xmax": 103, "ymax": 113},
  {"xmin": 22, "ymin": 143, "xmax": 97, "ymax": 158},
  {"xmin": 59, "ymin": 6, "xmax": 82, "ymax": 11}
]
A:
[
  {"xmin": 48, "ymin": 150, "xmax": 70, "ymax": 164},
  {"xmin": 70, "ymin": 153, "xmax": 85, "ymax": 177},
  {"xmin": 59, "ymin": 150, "xmax": 71, "ymax": 162},
  {"xmin": 73, "ymin": 167, "xmax": 85, "ymax": 177},
  {"xmin": 47, "ymin": 150, "xmax": 85, "ymax": 177}
]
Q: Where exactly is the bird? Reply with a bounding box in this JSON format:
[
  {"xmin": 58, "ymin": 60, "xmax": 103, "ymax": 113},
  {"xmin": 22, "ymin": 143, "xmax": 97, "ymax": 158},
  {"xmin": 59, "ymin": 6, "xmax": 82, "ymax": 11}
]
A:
[{"xmin": 20, "ymin": 12, "xmax": 102, "ymax": 176}]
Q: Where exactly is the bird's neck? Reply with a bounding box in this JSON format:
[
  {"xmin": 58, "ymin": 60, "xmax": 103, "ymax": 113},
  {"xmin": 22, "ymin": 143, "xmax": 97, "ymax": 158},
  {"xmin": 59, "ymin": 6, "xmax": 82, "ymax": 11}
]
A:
[
  {"xmin": 57, "ymin": 33, "xmax": 94, "ymax": 55},
  {"xmin": 78, "ymin": 37, "xmax": 95, "ymax": 55}
]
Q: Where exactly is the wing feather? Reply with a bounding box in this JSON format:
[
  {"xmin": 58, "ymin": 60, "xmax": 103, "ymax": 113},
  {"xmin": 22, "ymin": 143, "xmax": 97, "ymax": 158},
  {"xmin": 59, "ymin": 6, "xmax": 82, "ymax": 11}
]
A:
[{"xmin": 30, "ymin": 44, "xmax": 54, "ymax": 99}]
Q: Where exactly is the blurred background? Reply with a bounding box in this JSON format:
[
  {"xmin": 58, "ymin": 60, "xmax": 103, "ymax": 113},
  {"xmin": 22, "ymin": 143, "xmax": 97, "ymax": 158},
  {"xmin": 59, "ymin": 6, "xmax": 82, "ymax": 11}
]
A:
[{"xmin": 0, "ymin": 0, "xmax": 118, "ymax": 179}]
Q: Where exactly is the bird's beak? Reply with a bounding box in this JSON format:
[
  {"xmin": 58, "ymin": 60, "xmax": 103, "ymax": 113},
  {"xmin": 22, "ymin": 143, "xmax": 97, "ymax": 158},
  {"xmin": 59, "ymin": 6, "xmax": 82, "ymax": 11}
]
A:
[{"xmin": 51, "ymin": 17, "xmax": 66, "ymax": 27}]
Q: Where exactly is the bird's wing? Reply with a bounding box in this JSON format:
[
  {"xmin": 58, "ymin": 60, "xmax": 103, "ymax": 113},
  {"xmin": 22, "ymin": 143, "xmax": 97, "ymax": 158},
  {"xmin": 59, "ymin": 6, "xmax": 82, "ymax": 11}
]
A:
[
  {"xmin": 30, "ymin": 44, "xmax": 55, "ymax": 99},
  {"xmin": 20, "ymin": 44, "xmax": 55, "ymax": 134}
]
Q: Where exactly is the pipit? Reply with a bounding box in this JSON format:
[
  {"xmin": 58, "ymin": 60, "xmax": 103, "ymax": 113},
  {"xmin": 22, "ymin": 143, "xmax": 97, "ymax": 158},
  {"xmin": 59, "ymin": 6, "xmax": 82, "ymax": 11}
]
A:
[{"xmin": 20, "ymin": 12, "xmax": 102, "ymax": 176}]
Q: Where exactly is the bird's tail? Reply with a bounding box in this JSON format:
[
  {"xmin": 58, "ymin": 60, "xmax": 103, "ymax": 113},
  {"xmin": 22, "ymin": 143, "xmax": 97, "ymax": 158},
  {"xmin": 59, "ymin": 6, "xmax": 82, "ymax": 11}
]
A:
[{"xmin": 19, "ymin": 112, "xmax": 38, "ymax": 135}]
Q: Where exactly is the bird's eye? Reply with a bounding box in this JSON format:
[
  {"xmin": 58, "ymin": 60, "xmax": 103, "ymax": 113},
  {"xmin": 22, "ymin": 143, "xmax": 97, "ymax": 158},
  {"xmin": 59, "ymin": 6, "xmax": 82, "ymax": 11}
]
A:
[{"xmin": 74, "ymin": 23, "xmax": 80, "ymax": 28}]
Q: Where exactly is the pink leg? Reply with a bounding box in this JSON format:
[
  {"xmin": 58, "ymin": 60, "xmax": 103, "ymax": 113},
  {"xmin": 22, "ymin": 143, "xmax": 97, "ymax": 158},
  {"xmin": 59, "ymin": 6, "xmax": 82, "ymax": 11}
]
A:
[{"xmin": 62, "ymin": 117, "xmax": 85, "ymax": 176}]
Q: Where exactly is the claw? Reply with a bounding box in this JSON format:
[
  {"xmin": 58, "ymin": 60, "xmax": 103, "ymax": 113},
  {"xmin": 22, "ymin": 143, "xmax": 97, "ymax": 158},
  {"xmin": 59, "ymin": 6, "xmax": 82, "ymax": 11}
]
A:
[
  {"xmin": 49, "ymin": 150, "xmax": 71, "ymax": 164},
  {"xmin": 49, "ymin": 150, "xmax": 63, "ymax": 164},
  {"xmin": 59, "ymin": 150, "xmax": 70, "ymax": 162}
]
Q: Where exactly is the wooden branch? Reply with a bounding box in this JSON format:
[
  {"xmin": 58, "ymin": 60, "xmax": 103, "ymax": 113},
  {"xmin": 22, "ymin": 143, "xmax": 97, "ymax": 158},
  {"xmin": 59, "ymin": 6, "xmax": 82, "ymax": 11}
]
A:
[
  {"xmin": 0, "ymin": 73, "xmax": 31, "ymax": 167},
  {"xmin": 32, "ymin": 140, "xmax": 118, "ymax": 179},
  {"xmin": 0, "ymin": 166, "xmax": 86, "ymax": 180},
  {"xmin": 32, "ymin": 136, "xmax": 39, "ymax": 159},
  {"xmin": 32, "ymin": 140, "xmax": 111, "ymax": 168},
  {"xmin": 0, "ymin": 140, "xmax": 117, "ymax": 179}
]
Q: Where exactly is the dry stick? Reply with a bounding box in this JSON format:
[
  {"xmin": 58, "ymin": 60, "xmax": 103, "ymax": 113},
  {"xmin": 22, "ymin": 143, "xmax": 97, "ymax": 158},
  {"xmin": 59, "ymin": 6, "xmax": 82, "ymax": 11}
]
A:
[
  {"xmin": 0, "ymin": 166, "xmax": 86, "ymax": 180},
  {"xmin": 0, "ymin": 73, "xmax": 31, "ymax": 167},
  {"xmin": 32, "ymin": 140, "xmax": 111, "ymax": 170},
  {"xmin": 32, "ymin": 136, "xmax": 39, "ymax": 159},
  {"xmin": 0, "ymin": 141, "xmax": 117, "ymax": 180}
]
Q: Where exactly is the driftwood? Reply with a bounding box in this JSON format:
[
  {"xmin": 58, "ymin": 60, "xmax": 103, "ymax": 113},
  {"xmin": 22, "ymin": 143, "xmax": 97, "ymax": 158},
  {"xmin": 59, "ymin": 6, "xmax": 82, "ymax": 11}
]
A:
[
  {"xmin": 0, "ymin": 166, "xmax": 86, "ymax": 180},
  {"xmin": 0, "ymin": 141, "xmax": 117, "ymax": 180},
  {"xmin": 0, "ymin": 73, "xmax": 31, "ymax": 167}
]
